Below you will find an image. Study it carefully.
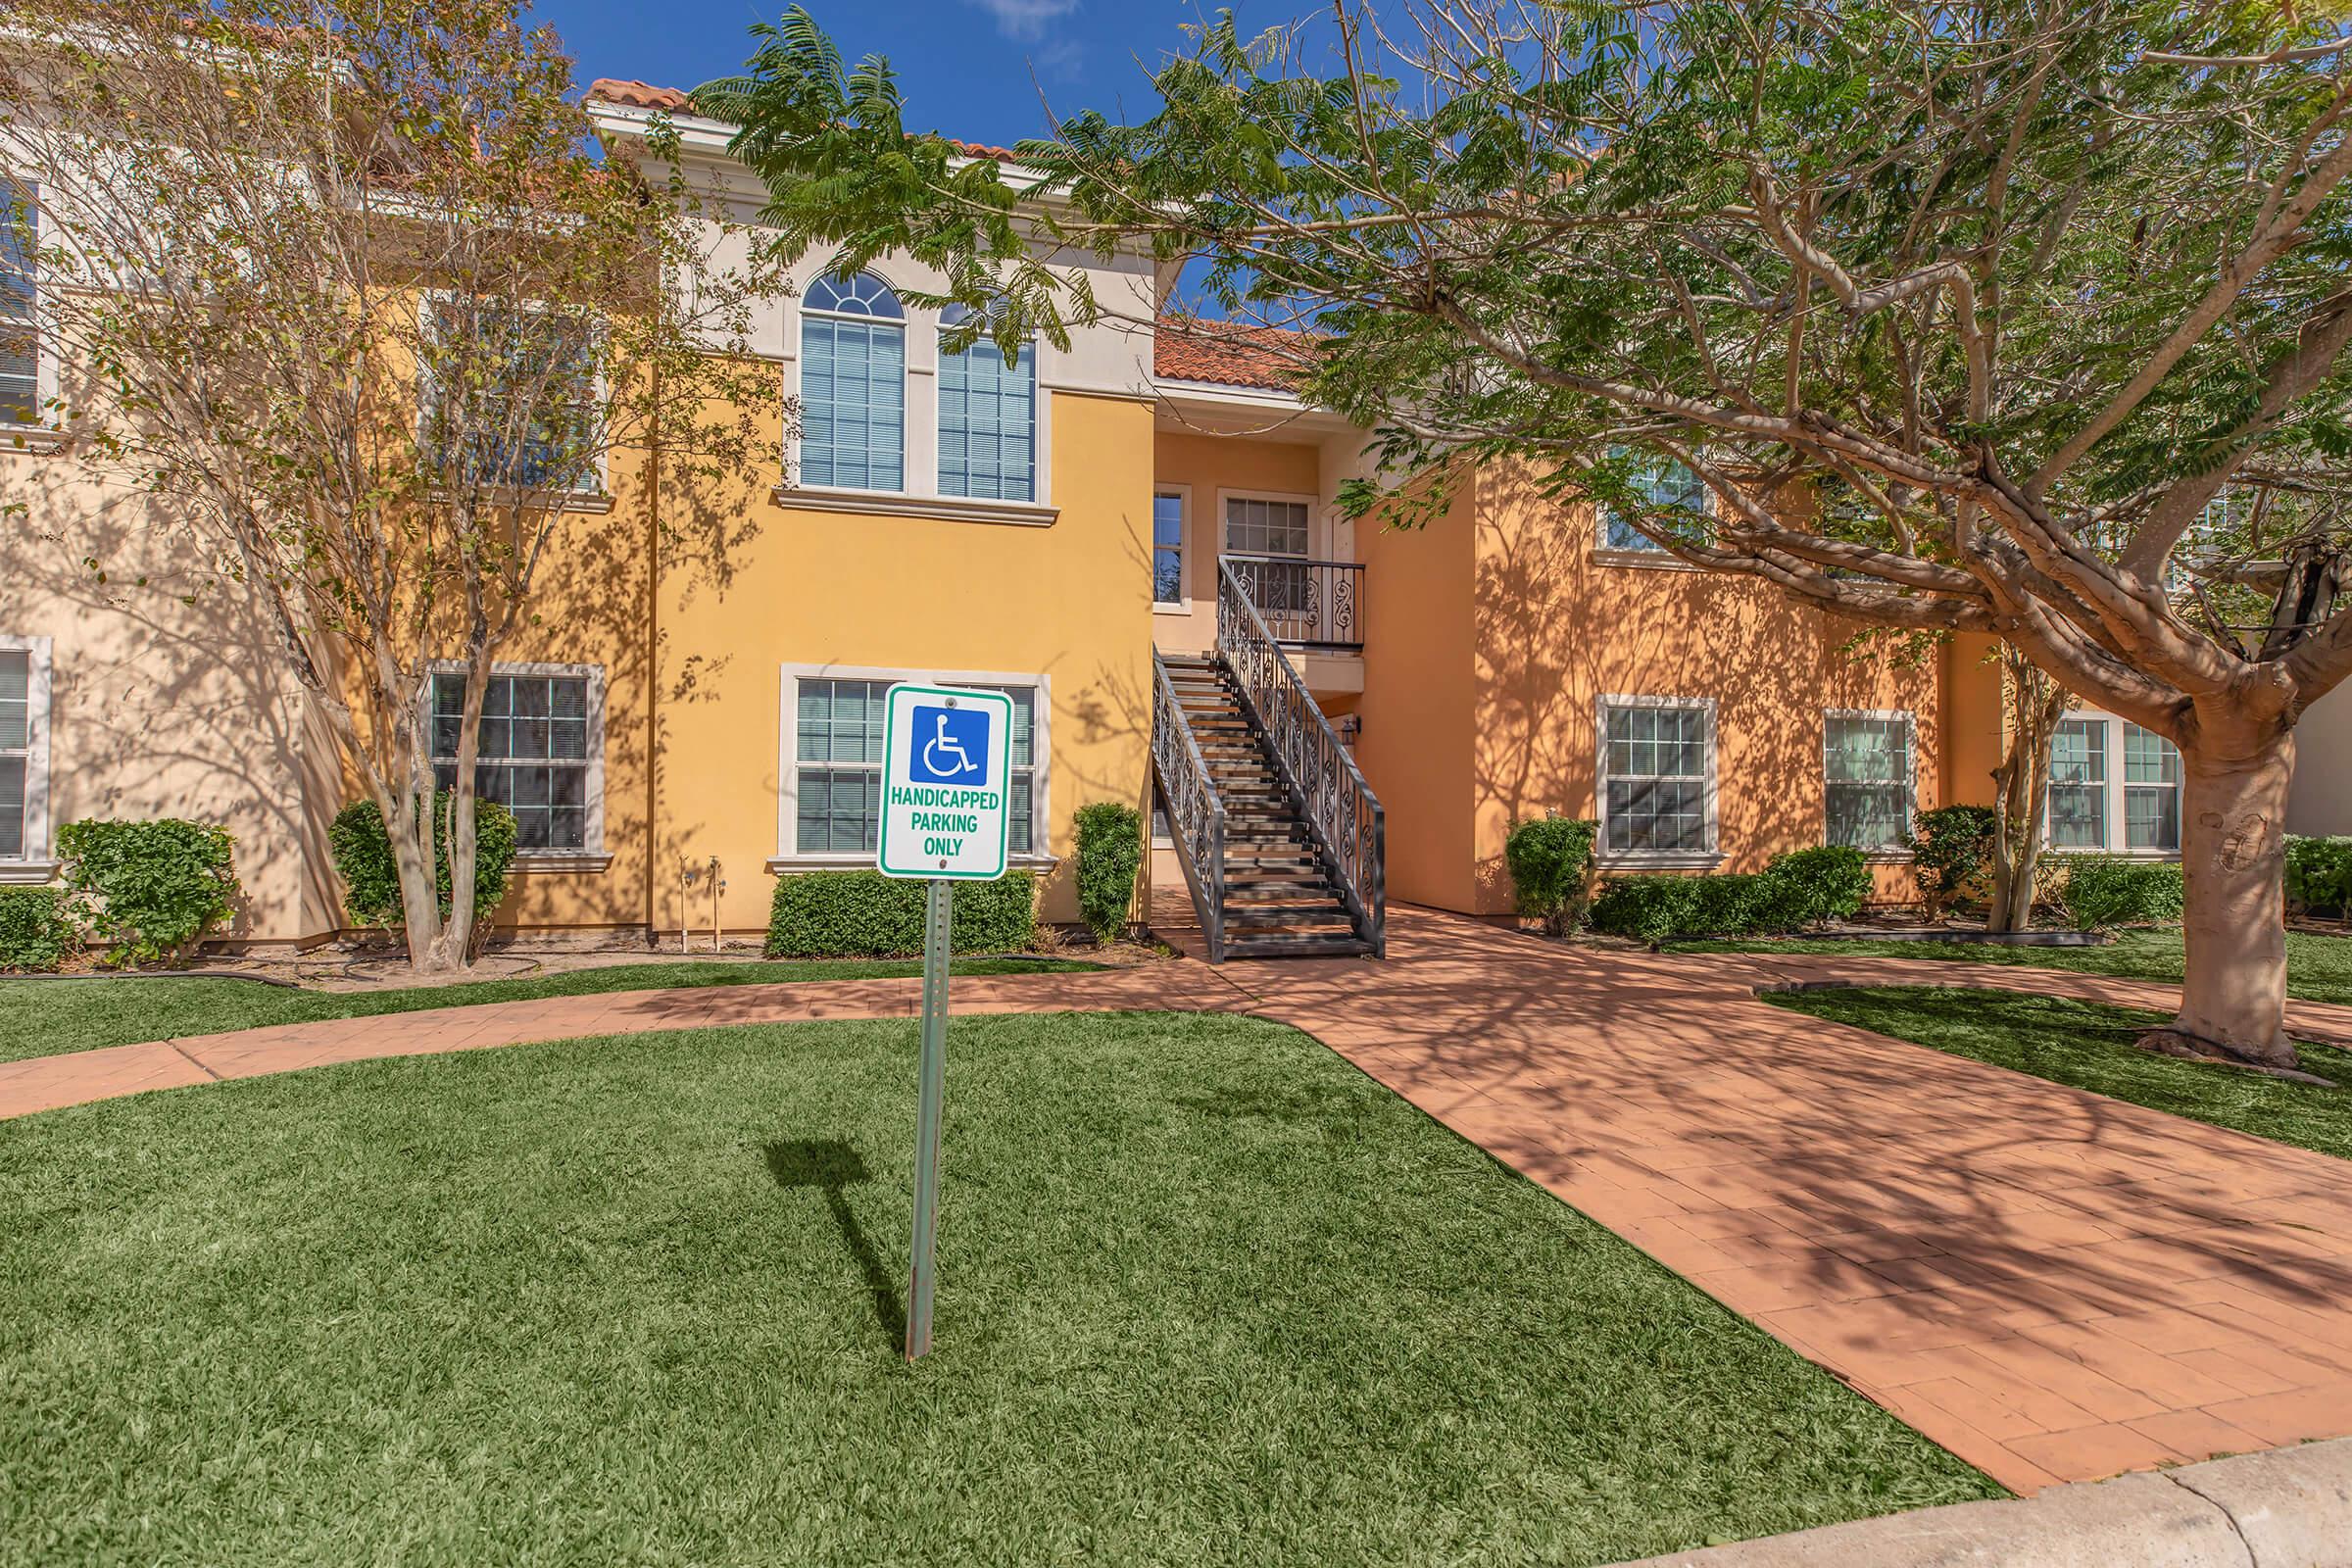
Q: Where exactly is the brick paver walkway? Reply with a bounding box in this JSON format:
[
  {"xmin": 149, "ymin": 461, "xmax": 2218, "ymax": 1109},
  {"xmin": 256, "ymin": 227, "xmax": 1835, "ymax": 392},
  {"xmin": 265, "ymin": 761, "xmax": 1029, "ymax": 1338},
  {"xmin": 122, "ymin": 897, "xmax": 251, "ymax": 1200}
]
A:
[{"xmin": 6, "ymin": 912, "xmax": 2352, "ymax": 1494}]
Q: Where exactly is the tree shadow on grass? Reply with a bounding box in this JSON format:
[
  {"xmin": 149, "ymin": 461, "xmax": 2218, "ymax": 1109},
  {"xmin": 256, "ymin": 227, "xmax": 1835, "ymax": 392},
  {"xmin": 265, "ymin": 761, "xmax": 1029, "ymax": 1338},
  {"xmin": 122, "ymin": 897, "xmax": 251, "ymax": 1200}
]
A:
[{"xmin": 763, "ymin": 1138, "xmax": 905, "ymax": 1351}]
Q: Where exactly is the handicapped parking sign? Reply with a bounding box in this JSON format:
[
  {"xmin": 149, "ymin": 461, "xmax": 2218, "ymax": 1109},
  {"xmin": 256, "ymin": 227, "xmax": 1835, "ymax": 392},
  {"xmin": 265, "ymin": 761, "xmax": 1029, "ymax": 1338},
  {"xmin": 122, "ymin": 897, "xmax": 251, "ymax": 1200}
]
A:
[{"xmin": 876, "ymin": 683, "xmax": 1014, "ymax": 880}]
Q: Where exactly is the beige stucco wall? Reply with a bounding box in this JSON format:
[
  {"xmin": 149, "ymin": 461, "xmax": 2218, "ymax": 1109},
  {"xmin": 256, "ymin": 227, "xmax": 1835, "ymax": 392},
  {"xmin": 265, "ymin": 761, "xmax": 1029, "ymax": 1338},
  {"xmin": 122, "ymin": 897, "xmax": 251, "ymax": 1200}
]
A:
[
  {"xmin": 0, "ymin": 447, "xmax": 332, "ymax": 945},
  {"xmin": 2288, "ymin": 682, "xmax": 2352, "ymax": 837}
]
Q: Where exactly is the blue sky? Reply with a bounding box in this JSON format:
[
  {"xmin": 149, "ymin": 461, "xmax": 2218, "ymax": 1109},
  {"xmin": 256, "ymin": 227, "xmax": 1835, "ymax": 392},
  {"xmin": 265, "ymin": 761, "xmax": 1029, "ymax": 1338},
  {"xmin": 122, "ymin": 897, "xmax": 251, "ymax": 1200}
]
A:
[{"xmin": 537, "ymin": 0, "xmax": 1295, "ymax": 150}]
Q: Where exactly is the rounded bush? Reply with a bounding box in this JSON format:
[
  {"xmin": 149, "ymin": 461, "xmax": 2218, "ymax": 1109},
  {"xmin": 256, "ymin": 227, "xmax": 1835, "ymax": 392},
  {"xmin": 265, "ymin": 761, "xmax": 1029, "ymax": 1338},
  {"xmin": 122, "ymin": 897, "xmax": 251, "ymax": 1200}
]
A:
[
  {"xmin": 328, "ymin": 794, "xmax": 517, "ymax": 935},
  {"xmin": 2054, "ymin": 856, "xmax": 2183, "ymax": 929},
  {"xmin": 1504, "ymin": 817, "xmax": 1598, "ymax": 935},
  {"xmin": 56, "ymin": 818, "xmax": 241, "ymax": 968},
  {"xmin": 1755, "ymin": 846, "xmax": 1873, "ymax": 930},
  {"xmin": 1901, "ymin": 805, "xmax": 1997, "ymax": 914},
  {"xmin": 2285, "ymin": 836, "xmax": 2352, "ymax": 919},
  {"xmin": 0, "ymin": 886, "xmax": 74, "ymax": 972}
]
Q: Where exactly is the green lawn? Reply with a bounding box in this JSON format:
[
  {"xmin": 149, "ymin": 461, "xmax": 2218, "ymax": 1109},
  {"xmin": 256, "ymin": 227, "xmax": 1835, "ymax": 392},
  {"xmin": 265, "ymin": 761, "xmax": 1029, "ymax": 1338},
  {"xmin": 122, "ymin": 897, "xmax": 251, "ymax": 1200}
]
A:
[
  {"xmin": 1675, "ymin": 925, "xmax": 2352, "ymax": 1005},
  {"xmin": 0, "ymin": 1012, "xmax": 1996, "ymax": 1566},
  {"xmin": 0, "ymin": 956, "xmax": 1100, "ymax": 1064},
  {"xmin": 1768, "ymin": 987, "xmax": 2352, "ymax": 1160}
]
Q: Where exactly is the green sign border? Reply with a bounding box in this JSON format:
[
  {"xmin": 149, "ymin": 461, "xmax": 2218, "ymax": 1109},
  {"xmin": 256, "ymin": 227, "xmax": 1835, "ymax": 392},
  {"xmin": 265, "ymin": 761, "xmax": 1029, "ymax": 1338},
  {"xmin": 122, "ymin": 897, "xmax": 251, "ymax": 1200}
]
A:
[{"xmin": 876, "ymin": 682, "xmax": 1016, "ymax": 881}]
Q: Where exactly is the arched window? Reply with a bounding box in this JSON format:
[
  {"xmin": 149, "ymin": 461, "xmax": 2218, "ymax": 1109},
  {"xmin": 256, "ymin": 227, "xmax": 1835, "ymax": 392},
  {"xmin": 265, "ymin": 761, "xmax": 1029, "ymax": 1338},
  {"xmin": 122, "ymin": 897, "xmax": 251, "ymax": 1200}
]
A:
[
  {"xmin": 800, "ymin": 270, "xmax": 906, "ymax": 489},
  {"xmin": 937, "ymin": 303, "xmax": 1037, "ymax": 502}
]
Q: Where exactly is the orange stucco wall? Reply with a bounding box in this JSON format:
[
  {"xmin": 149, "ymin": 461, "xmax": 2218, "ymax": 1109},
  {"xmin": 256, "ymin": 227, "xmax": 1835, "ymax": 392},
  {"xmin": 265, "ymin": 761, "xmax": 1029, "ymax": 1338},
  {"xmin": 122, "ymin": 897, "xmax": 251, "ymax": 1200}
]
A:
[
  {"xmin": 1939, "ymin": 632, "xmax": 2008, "ymax": 808},
  {"xmin": 1148, "ymin": 429, "xmax": 1326, "ymax": 658}
]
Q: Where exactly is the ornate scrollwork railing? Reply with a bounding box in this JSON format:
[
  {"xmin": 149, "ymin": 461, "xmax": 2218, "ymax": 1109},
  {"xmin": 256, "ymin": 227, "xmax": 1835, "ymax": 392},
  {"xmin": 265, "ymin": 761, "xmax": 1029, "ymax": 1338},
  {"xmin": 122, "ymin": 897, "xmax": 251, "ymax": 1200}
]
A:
[
  {"xmin": 1217, "ymin": 560, "xmax": 1385, "ymax": 956},
  {"xmin": 1151, "ymin": 648, "xmax": 1227, "ymax": 962},
  {"xmin": 1220, "ymin": 555, "xmax": 1364, "ymax": 651}
]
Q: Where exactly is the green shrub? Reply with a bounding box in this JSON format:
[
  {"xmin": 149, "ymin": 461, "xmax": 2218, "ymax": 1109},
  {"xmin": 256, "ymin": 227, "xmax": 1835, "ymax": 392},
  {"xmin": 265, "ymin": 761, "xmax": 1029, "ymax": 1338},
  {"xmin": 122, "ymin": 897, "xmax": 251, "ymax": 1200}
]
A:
[
  {"xmin": 1756, "ymin": 846, "xmax": 1873, "ymax": 930},
  {"xmin": 1679, "ymin": 873, "xmax": 1763, "ymax": 936},
  {"xmin": 1901, "ymin": 805, "xmax": 1997, "ymax": 914},
  {"xmin": 2285, "ymin": 836, "xmax": 2352, "ymax": 919},
  {"xmin": 55, "ymin": 818, "xmax": 240, "ymax": 968},
  {"xmin": 2054, "ymin": 856, "xmax": 2184, "ymax": 928},
  {"xmin": 0, "ymin": 887, "xmax": 73, "ymax": 971},
  {"xmin": 765, "ymin": 869, "xmax": 1037, "ymax": 957},
  {"xmin": 1504, "ymin": 816, "xmax": 1599, "ymax": 935},
  {"xmin": 1073, "ymin": 801, "xmax": 1144, "ymax": 944},
  {"xmin": 329, "ymin": 794, "xmax": 518, "ymax": 935},
  {"xmin": 1589, "ymin": 876, "xmax": 1689, "ymax": 944}
]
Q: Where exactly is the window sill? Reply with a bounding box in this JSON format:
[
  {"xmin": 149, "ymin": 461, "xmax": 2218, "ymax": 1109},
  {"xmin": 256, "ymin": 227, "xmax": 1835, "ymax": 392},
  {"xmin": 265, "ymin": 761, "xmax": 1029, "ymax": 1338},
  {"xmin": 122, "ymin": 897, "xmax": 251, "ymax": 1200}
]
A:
[
  {"xmin": 0, "ymin": 858, "xmax": 61, "ymax": 885},
  {"xmin": 1591, "ymin": 548, "xmax": 1701, "ymax": 573},
  {"xmin": 512, "ymin": 851, "xmax": 615, "ymax": 874},
  {"xmin": 1858, "ymin": 850, "xmax": 1916, "ymax": 864},
  {"xmin": 1596, "ymin": 851, "xmax": 1724, "ymax": 872},
  {"xmin": 0, "ymin": 425, "xmax": 69, "ymax": 456},
  {"xmin": 1152, "ymin": 599, "xmax": 1194, "ymax": 615},
  {"xmin": 429, "ymin": 486, "xmax": 612, "ymax": 514},
  {"xmin": 769, "ymin": 485, "xmax": 1058, "ymax": 529},
  {"xmin": 764, "ymin": 852, "xmax": 1063, "ymax": 876}
]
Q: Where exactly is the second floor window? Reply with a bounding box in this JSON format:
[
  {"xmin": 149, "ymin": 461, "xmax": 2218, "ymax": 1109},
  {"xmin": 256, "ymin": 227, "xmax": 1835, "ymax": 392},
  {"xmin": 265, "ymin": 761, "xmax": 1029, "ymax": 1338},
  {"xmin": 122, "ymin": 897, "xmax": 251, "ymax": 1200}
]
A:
[
  {"xmin": 1601, "ymin": 452, "xmax": 1708, "ymax": 554},
  {"xmin": 419, "ymin": 301, "xmax": 601, "ymax": 493},
  {"xmin": 800, "ymin": 271, "xmax": 905, "ymax": 491},
  {"xmin": 1152, "ymin": 490, "xmax": 1186, "ymax": 603},
  {"xmin": 431, "ymin": 669, "xmax": 599, "ymax": 852},
  {"xmin": 938, "ymin": 305, "xmax": 1035, "ymax": 502},
  {"xmin": 0, "ymin": 181, "xmax": 37, "ymax": 426}
]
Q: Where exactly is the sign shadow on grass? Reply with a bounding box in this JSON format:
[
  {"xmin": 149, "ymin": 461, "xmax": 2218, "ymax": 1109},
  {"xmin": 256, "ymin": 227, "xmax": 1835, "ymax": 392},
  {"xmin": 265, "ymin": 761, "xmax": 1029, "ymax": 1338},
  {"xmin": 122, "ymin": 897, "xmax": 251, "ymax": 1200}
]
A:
[{"xmin": 763, "ymin": 1138, "xmax": 906, "ymax": 1349}]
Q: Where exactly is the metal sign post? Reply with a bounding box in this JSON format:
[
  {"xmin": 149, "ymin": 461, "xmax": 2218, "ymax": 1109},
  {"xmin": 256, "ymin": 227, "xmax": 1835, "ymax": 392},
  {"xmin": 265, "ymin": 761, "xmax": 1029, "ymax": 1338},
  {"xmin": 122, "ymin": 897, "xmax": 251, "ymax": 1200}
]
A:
[{"xmin": 874, "ymin": 682, "xmax": 1013, "ymax": 1361}]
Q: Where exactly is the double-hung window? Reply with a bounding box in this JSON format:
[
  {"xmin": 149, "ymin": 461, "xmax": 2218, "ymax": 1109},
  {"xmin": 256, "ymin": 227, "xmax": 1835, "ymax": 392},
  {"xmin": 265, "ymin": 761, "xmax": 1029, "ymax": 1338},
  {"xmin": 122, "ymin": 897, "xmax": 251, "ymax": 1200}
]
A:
[
  {"xmin": 937, "ymin": 304, "xmax": 1035, "ymax": 501},
  {"xmin": 1223, "ymin": 494, "xmax": 1313, "ymax": 620},
  {"xmin": 1, "ymin": 180, "xmax": 39, "ymax": 426},
  {"xmin": 1825, "ymin": 711, "xmax": 1914, "ymax": 851},
  {"xmin": 430, "ymin": 666, "xmax": 603, "ymax": 853},
  {"xmin": 799, "ymin": 272, "xmax": 906, "ymax": 491},
  {"xmin": 419, "ymin": 299, "xmax": 603, "ymax": 493},
  {"xmin": 1600, "ymin": 450, "xmax": 1708, "ymax": 554},
  {"xmin": 1598, "ymin": 698, "xmax": 1714, "ymax": 856},
  {"xmin": 2046, "ymin": 715, "xmax": 2181, "ymax": 855},
  {"xmin": 788, "ymin": 670, "xmax": 1042, "ymax": 858},
  {"xmin": 0, "ymin": 637, "xmax": 52, "ymax": 868}
]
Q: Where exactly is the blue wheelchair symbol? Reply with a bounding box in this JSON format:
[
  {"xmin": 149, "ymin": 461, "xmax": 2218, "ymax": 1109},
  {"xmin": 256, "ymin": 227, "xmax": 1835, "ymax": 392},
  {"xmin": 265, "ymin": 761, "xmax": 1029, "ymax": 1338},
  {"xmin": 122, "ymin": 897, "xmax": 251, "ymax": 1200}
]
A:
[{"xmin": 909, "ymin": 704, "xmax": 992, "ymax": 786}]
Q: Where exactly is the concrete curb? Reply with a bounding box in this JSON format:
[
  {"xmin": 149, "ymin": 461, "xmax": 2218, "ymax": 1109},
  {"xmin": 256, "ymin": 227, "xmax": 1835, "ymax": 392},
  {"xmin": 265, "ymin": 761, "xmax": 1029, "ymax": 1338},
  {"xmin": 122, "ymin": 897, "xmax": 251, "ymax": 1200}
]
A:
[{"xmin": 1613, "ymin": 1438, "xmax": 2352, "ymax": 1567}]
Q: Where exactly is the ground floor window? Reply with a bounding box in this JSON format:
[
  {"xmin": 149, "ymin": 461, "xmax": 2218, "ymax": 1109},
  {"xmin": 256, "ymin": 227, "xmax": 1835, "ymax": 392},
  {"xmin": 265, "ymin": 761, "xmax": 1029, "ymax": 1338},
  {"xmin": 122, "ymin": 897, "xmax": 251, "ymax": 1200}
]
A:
[
  {"xmin": 1598, "ymin": 697, "xmax": 1714, "ymax": 855},
  {"xmin": 1825, "ymin": 710, "xmax": 1914, "ymax": 851},
  {"xmin": 785, "ymin": 667, "xmax": 1043, "ymax": 858},
  {"xmin": 2048, "ymin": 713, "xmax": 2180, "ymax": 855},
  {"xmin": 0, "ymin": 635, "xmax": 51, "ymax": 865},
  {"xmin": 429, "ymin": 663, "xmax": 604, "ymax": 853}
]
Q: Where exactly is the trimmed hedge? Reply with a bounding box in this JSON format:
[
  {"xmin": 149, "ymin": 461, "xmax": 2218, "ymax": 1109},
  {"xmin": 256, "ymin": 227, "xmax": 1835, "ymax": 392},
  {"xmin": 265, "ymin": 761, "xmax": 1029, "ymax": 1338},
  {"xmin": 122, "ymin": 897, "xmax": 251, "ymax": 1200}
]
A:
[
  {"xmin": 329, "ymin": 795, "xmax": 518, "ymax": 933},
  {"xmin": 2286, "ymin": 836, "xmax": 2352, "ymax": 919},
  {"xmin": 1900, "ymin": 805, "xmax": 1997, "ymax": 914},
  {"xmin": 1073, "ymin": 801, "xmax": 1144, "ymax": 944},
  {"xmin": 2054, "ymin": 856, "xmax": 2183, "ymax": 929},
  {"xmin": 56, "ymin": 818, "xmax": 240, "ymax": 968},
  {"xmin": 765, "ymin": 869, "xmax": 1037, "ymax": 957},
  {"xmin": 1505, "ymin": 816, "xmax": 1598, "ymax": 935},
  {"xmin": 1588, "ymin": 846, "xmax": 1874, "ymax": 944},
  {"xmin": 0, "ymin": 886, "xmax": 73, "ymax": 971}
]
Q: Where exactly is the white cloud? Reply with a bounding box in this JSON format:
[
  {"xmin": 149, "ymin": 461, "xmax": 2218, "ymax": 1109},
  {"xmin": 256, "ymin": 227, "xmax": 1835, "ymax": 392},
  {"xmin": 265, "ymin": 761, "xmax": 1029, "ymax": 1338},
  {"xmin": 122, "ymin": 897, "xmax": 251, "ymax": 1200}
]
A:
[{"xmin": 966, "ymin": 0, "xmax": 1081, "ymax": 43}]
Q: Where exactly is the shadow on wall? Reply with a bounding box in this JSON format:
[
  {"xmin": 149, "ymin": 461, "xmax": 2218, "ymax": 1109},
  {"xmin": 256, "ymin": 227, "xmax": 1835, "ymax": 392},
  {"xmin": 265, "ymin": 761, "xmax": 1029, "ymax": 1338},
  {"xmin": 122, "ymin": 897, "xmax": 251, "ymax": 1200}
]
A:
[
  {"xmin": 1470, "ymin": 469, "xmax": 1942, "ymax": 894},
  {"xmin": 0, "ymin": 454, "xmax": 317, "ymax": 939}
]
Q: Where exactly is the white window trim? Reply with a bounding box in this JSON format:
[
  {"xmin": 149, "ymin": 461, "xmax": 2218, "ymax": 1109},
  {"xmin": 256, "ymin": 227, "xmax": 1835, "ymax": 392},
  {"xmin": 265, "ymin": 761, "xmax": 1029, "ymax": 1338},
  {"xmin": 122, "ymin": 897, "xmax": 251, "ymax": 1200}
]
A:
[
  {"xmin": 1824, "ymin": 707, "xmax": 1918, "ymax": 860},
  {"xmin": 772, "ymin": 662, "xmax": 1056, "ymax": 873},
  {"xmin": 422, "ymin": 659, "xmax": 611, "ymax": 868},
  {"xmin": 1217, "ymin": 487, "xmax": 1321, "ymax": 562},
  {"xmin": 1594, "ymin": 693, "xmax": 1722, "ymax": 869},
  {"xmin": 414, "ymin": 290, "xmax": 612, "ymax": 501},
  {"xmin": 1595, "ymin": 453, "xmax": 1717, "ymax": 564},
  {"xmin": 0, "ymin": 634, "xmax": 55, "ymax": 881},
  {"xmin": 1152, "ymin": 482, "xmax": 1193, "ymax": 613},
  {"xmin": 0, "ymin": 176, "xmax": 63, "ymax": 451},
  {"xmin": 2047, "ymin": 707, "xmax": 2183, "ymax": 860}
]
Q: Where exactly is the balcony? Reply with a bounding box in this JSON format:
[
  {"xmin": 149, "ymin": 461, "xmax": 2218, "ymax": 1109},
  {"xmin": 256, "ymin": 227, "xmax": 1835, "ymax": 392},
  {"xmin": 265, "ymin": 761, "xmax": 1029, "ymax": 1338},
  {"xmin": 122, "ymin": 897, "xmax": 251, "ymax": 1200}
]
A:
[{"xmin": 1221, "ymin": 555, "xmax": 1364, "ymax": 653}]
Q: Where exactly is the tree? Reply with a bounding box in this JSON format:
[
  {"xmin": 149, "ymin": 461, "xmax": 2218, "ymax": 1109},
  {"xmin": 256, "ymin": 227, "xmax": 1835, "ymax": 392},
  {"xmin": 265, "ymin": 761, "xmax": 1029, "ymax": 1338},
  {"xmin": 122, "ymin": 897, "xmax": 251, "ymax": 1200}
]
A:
[
  {"xmin": 0, "ymin": 0, "xmax": 783, "ymax": 970},
  {"xmin": 702, "ymin": 1, "xmax": 2352, "ymax": 1068}
]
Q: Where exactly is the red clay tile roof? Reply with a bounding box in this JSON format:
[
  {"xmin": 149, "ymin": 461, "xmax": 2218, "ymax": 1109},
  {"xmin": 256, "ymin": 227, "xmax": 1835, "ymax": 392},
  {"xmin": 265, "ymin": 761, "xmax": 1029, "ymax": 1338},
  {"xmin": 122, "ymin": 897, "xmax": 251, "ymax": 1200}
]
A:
[
  {"xmin": 585, "ymin": 79, "xmax": 1018, "ymax": 162},
  {"xmin": 1152, "ymin": 318, "xmax": 1312, "ymax": 393}
]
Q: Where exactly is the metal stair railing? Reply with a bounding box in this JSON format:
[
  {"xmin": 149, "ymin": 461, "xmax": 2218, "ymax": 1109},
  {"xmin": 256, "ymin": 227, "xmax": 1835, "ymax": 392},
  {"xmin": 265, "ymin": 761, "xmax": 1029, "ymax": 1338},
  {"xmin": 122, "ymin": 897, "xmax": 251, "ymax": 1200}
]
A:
[
  {"xmin": 1150, "ymin": 648, "xmax": 1228, "ymax": 962},
  {"xmin": 1216, "ymin": 560, "xmax": 1386, "ymax": 956}
]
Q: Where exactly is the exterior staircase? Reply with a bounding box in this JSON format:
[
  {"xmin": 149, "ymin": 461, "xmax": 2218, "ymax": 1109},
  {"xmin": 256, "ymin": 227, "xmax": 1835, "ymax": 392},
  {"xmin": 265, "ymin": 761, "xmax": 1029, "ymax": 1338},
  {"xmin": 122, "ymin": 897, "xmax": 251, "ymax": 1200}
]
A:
[
  {"xmin": 1156, "ymin": 653, "xmax": 1373, "ymax": 958},
  {"xmin": 1153, "ymin": 561, "xmax": 1385, "ymax": 962}
]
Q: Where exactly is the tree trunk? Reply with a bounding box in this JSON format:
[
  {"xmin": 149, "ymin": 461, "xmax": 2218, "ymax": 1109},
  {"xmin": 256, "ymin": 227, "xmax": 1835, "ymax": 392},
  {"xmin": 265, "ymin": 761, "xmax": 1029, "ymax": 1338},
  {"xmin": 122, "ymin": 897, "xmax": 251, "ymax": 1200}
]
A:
[
  {"xmin": 2160, "ymin": 731, "xmax": 2297, "ymax": 1070},
  {"xmin": 1988, "ymin": 656, "xmax": 2062, "ymax": 933},
  {"xmin": 385, "ymin": 778, "xmax": 456, "ymax": 976}
]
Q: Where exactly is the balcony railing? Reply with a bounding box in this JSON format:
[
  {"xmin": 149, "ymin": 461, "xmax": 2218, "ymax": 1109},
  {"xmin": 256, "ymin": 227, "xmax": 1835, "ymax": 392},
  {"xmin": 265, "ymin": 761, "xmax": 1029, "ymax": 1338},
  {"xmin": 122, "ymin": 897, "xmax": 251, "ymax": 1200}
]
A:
[{"xmin": 1221, "ymin": 555, "xmax": 1364, "ymax": 652}]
